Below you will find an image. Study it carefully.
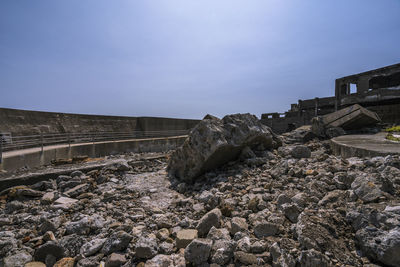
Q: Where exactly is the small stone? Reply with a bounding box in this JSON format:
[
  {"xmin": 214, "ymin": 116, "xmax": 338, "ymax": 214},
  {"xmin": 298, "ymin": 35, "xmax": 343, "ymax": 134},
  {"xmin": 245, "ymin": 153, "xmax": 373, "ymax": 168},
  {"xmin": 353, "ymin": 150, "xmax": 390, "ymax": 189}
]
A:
[
  {"xmin": 145, "ymin": 254, "xmax": 173, "ymax": 267},
  {"xmin": 248, "ymin": 197, "xmax": 259, "ymax": 212},
  {"xmin": 53, "ymin": 197, "xmax": 78, "ymax": 209},
  {"xmin": 41, "ymin": 192, "xmax": 56, "ymax": 204},
  {"xmin": 299, "ymin": 249, "xmax": 329, "ymax": 267},
  {"xmin": 101, "ymin": 231, "xmax": 132, "ymax": 255},
  {"xmin": 80, "ymin": 238, "xmax": 106, "ymax": 257},
  {"xmin": 34, "ymin": 241, "xmax": 65, "ymax": 263},
  {"xmin": 229, "ymin": 217, "xmax": 248, "ymax": 235},
  {"xmin": 210, "ymin": 239, "xmax": 236, "ymax": 265},
  {"xmin": 156, "ymin": 228, "xmax": 170, "ymax": 241},
  {"xmin": 54, "ymin": 257, "xmax": 75, "ymax": 267},
  {"xmin": 196, "ymin": 208, "xmax": 222, "ymax": 236},
  {"xmin": 159, "ymin": 241, "xmax": 175, "ymax": 255},
  {"xmin": 276, "ymin": 194, "xmax": 292, "ymax": 209},
  {"xmin": 135, "ymin": 236, "xmax": 158, "ymax": 259},
  {"xmin": 254, "ymin": 221, "xmax": 280, "ymax": 238},
  {"xmin": 24, "ymin": 262, "xmax": 46, "ymax": 267},
  {"xmin": 43, "ymin": 231, "xmax": 56, "ymax": 242},
  {"xmin": 290, "ymin": 145, "xmax": 311, "ymax": 159},
  {"xmin": 65, "ymin": 217, "xmax": 91, "ymax": 235},
  {"xmin": 105, "ymin": 253, "xmax": 127, "ymax": 267},
  {"xmin": 351, "ymin": 177, "xmax": 383, "ymax": 203},
  {"xmin": 207, "ymin": 227, "xmax": 230, "ymax": 241},
  {"xmin": 184, "ymin": 238, "xmax": 212, "ymax": 265},
  {"xmin": 234, "ymin": 251, "xmax": 259, "ymax": 265},
  {"xmin": 176, "ymin": 229, "xmax": 198, "ymax": 249},
  {"xmin": 281, "ymin": 203, "xmax": 301, "ymax": 223},
  {"xmin": 3, "ymin": 250, "xmax": 32, "ymax": 267},
  {"xmin": 70, "ymin": 170, "xmax": 84, "ymax": 177},
  {"xmin": 64, "ymin": 183, "xmax": 90, "ymax": 198}
]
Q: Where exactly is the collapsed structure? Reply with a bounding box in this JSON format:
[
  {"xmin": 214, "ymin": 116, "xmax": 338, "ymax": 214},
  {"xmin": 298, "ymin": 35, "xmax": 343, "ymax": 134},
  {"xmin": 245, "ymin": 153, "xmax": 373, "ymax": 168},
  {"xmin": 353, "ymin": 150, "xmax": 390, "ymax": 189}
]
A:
[{"xmin": 261, "ymin": 63, "xmax": 400, "ymax": 133}]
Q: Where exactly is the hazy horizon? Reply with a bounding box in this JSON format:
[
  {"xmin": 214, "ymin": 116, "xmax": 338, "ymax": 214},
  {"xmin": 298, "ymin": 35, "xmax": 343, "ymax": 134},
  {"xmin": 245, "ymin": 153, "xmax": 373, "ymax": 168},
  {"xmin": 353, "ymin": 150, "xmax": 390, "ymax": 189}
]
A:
[{"xmin": 1, "ymin": 0, "xmax": 400, "ymax": 119}]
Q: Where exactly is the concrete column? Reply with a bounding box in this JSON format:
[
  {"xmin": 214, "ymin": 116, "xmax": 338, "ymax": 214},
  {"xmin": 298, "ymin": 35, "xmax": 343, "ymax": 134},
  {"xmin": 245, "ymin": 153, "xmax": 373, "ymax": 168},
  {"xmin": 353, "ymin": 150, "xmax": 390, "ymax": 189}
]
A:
[{"xmin": 358, "ymin": 76, "xmax": 370, "ymax": 94}]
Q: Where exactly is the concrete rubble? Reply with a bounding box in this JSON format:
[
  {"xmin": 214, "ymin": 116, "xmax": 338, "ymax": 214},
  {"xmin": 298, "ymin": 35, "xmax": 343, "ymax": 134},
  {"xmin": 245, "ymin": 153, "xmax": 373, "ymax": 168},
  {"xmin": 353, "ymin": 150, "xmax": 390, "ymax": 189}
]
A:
[
  {"xmin": 312, "ymin": 104, "xmax": 381, "ymax": 138},
  {"xmin": 0, "ymin": 113, "xmax": 399, "ymax": 266},
  {"xmin": 167, "ymin": 113, "xmax": 282, "ymax": 183}
]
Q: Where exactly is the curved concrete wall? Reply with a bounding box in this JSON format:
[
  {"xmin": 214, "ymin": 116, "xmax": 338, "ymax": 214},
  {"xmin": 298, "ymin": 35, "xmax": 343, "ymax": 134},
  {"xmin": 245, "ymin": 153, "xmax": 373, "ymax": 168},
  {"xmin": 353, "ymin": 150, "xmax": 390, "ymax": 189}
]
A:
[
  {"xmin": 0, "ymin": 136, "xmax": 187, "ymax": 173},
  {"xmin": 0, "ymin": 108, "xmax": 199, "ymax": 136}
]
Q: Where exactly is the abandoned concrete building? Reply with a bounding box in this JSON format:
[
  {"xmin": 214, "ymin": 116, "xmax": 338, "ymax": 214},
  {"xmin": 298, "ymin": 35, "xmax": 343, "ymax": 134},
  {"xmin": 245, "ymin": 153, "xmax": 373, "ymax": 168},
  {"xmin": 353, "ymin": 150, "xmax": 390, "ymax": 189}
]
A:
[{"xmin": 261, "ymin": 63, "xmax": 400, "ymax": 133}]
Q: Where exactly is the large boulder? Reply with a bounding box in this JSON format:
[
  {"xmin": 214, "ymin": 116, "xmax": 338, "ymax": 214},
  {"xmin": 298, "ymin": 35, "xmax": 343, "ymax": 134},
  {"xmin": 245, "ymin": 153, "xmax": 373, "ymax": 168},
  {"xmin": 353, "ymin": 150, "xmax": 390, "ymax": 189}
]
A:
[{"xmin": 168, "ymin": 113, "xmax": 281, "ymax": 183}]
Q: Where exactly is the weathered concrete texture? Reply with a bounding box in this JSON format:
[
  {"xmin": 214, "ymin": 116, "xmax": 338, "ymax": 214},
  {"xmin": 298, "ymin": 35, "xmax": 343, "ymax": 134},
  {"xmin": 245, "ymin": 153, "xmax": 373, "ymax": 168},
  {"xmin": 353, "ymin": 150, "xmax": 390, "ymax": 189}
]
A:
[
  {"xmin": 168, "ymin": 113, "xmax": 281, "ymax": 183},
  {"xmin": 0, "ymin": 136, "xmax": 186, "ymax": 173},
  {"xmin": 319, "ymin": 104, "xmax": 380, "ymax": 130},
  {"xmin": 331, "ymin": 132, "xmax": 400, "ymax": 158},
  {"xmin": 262, "ymin": 63, "xmax": 400, "ymax": 134},
  {"xmin": 0, "ymin": 107, "xmax": 199, "ymax": 136}
]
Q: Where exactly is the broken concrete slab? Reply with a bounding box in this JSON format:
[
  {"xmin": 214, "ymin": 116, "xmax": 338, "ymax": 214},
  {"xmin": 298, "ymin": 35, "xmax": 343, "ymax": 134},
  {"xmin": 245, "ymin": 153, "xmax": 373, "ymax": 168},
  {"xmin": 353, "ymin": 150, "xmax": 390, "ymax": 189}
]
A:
[
  {"xmin": 167, "ymin": 113, "xmax": 281, "ymax": 183},
  {"xmin": 312, "ymin": 104, "xmax": 381, "ymax": 137}
]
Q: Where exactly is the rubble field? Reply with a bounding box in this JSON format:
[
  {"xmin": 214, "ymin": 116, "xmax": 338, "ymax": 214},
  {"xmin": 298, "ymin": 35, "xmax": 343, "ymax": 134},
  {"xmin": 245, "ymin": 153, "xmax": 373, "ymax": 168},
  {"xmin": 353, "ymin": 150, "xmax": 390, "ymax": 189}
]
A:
[{"xmin": 1, "ymin": 120, "xmax": 400, "ymax": 266}]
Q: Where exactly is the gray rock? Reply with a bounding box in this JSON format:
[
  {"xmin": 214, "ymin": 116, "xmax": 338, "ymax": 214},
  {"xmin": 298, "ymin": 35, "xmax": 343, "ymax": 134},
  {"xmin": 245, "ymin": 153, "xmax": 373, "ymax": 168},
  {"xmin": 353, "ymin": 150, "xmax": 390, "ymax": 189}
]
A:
[
  {"xmin": 210, "ymin": 239, "xmax": 236, "ymax": 265},
  {"xmin": 34, "ymin": 241, "xmax": 64, "ymax": 263},
  {"xmin": 60, "ymin": 234, "xmax": 86, "ymax": 257},
  {"xmin": 41, "ymin": 192, "xmax": 57, "ymax": 204},
  {"xmin": 168, "ymin": 113, "xmax": 281, "ymax": 183},
  {"xmin": 234, "ymin": 251, "xmax": 259, "ymax": 265},
  {"xmin": 101, "ymin": 231, "xmax": 133, "ymax": 255},
  {"xmin": 56, "ymin": 175, "xmax": 72, "ymax": 184},
  {"xmin": 39, "ymin": 218, "xmax": 60, "ymax": 234},
  {"xmin": 299, "ymin": 249, "xmax": 329, "ymax": 267},
  {"xmin": 77, "ymin": 254, "xmax": 103, "ymax": 267},
  {"xmin": 254, "ymin": 221, "xmax": 280, "ymax": 238},
  {"xmin": 64, "ymin": 183, "xmax": 90, "ymax": 198},
  {"xmin": 71, "ymin": 170, "xmax": 84, "ymax": 177},
  {"xmin": 80, "ymin": 238, "xmax": 106, "ymax": 257},
  {"xmin": 58, "ymin": 179, "xmax": 82, "ymax": 192},
  {"xmin": 5, "ymin": 200, "xmax": 26, "ymax": 214},
  {"xmin": 207, "ymin": 227, "xmax": 231, "ymax": 241},
  {"xmin": 105, "ymin": 253, "xmax": 127, "ymax": 267},
  {"xmin": 145, "ymin": 254, "xmax": 173, "ymax": 267},
  {"xmin": 134, "ymin": 236, "xmax": 158, "ymax": 259},
  {"xmin": 270, "ymin": 242, "xmax": 296, "ymax": 267},
  {"xmin": 103, "ymin": 160, "xmax": 132, "ymax": 172},
  {"xmin": 65, "ymin": 217, "xmax": 91, "ymax": 235},
  {"xmin": 196, "ymin": 208, "xmax": 222, "ymax": 236},
  {"xmin": 176, "ymin": 229, "xmax": 198, "ymax": 249},
  {"xmin": 3, "ymin": 250, "xmax": 32, "ymax": 267},
  {"xmin": 290, "ymin": 145, "xmax": 311, "ymax": 159},
  {"xmin": 0, "ymin": 232, "xmax": 17, "ymax": 257},
  {"xmin": 351, "ymin": 176, "xmax": 383, "ymax": 203},
  {"xmin": 53, "ymin": 197, "xmax": 78, "ymax": 209},
  {"xmin": 159, "ymin": 242, "xmax": 175, "ymax": 255},
  {"xmin": 281, "ymin": 203, "xmax": 301, "ymax": 223},
  {"xmin": 236, "ymin": 236, "xmax": 251, "ymax": 252},
  {"xmin": 229, "ymin": 217, "xmax": 248, "ymax": 235},
  {"xmin": 184, "ymin": 238, "xmax": 212, "ymax": 265},
  {"xmin": 356, "ymin": 227, "xmax": 400, "ymax": 267},
  {"xmin": 276, "ymin": 194, "xmax": 292, "ymax": 209}
]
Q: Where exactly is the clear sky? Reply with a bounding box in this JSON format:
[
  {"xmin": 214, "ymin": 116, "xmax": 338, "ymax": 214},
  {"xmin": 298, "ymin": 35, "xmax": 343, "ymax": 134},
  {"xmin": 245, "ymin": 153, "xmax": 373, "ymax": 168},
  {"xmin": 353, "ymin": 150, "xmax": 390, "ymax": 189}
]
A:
[{"xmin": 1, "ymin": 0, "xmax": 399, "ymax": 119}]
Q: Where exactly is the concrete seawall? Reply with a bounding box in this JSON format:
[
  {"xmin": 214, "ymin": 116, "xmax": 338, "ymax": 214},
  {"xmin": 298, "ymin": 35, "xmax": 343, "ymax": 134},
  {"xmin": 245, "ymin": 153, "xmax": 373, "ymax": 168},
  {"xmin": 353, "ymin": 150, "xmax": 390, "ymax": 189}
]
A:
[
  {"xmin": 0, "ymin": 107, "xmax": 199, "ymax": 136},
  {"xmin": 0, "ymin": 136, "xmax": 187, "ymax": 173}
]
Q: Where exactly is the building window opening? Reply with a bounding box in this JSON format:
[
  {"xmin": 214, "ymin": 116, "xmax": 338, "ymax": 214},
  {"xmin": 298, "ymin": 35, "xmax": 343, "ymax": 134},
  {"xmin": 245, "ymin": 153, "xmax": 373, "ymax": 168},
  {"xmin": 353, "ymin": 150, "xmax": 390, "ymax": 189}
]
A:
[{"xmin": 350, "ymin": 83, "xmax": 357, "ymax": 94}]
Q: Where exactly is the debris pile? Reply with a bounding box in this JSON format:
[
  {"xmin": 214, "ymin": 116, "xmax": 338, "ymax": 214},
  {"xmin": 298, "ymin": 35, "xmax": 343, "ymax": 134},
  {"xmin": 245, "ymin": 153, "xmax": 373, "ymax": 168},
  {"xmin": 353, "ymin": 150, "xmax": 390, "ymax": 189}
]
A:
[{"xmin": 0, "ymin": 114, "xmax": 399, "ymax": 267}]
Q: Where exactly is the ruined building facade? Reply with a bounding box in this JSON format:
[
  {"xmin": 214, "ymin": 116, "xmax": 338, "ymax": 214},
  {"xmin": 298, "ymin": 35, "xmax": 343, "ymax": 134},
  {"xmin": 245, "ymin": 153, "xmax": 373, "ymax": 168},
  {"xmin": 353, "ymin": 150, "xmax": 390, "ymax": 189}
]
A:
[{"xmin": 261, "ymin": 63, "xmax": 400, "ymax": 133}]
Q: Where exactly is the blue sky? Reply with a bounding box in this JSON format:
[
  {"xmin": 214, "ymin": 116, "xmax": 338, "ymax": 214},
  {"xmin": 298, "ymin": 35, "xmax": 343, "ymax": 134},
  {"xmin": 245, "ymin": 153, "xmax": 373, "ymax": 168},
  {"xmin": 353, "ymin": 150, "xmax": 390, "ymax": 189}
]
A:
[{"xmin": 1, "ymin": 0, "xmax": 399, "ymax": 119}]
